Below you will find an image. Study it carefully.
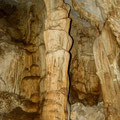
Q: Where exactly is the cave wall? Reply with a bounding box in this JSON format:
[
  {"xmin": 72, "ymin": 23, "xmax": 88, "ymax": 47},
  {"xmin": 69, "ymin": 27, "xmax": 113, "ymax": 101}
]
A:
[
  {"xmin": 0, "ymin": 0, "xmax": 120, "ymax": 120},
  {"xmin": 0, "ymin": 0, "xmax": 45, "ymax": 119},
  {"xmin": 69, "ymin": 15, "xmax": 101, "ymax": 106}
]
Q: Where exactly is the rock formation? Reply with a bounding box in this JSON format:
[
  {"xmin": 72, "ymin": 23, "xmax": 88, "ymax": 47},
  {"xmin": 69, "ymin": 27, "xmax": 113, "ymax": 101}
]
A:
[
  {"xmin": 69, "ymin": 13, "xmax": 101, "ymax": 106},
  {"xmin": 0, "ymin": 0, "xmax": 120, "ymax": 120},
  {"xmin": 39, "ymin": 0, "xmax": 72, "ymax": 120},
  {"xmin": 0, "ymin": 0, "xmax": 45, "ymax": 119},
  {"xmin": 71, "ymin": 102, "xmax": 104, "ymax": 120},
  {"xmin": 93, "ymin": 8, "xmax": 120, "ymax": 120}
]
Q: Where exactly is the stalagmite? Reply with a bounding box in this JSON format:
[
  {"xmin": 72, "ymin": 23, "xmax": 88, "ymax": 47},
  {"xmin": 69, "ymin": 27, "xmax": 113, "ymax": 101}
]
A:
[{"xmin": 39, "ymin": 0, "xmax": 72, "ymax": 120}]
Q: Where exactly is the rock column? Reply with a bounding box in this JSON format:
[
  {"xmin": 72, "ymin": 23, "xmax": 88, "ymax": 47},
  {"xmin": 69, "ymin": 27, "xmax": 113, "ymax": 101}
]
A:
[
  {"xmin": 93, "ymin": 24, "xmax": 120, "ymax": 120},
  {"xmin": 40, "ymin": 0, "xmax": 72, "ymax": 120}
]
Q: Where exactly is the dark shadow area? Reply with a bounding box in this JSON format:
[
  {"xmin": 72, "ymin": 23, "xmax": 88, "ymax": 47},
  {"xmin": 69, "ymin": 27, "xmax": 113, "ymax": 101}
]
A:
[{"xmin": 0, "ymin": 107, "xmax": 39, "ymax": 120}]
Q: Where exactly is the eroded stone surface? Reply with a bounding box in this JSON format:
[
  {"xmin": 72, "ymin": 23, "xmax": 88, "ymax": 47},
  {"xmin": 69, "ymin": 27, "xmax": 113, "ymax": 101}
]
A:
[
  {"xmin": 93, "ymin": 1, "xmax": 120, "ymax": 119},
  {"xmin": 69, "ymin": 15, "xmax": 101, "ymax": 106},
  {"xmin": 0, "ymin": 0, "xmax": 120, "ymax": 120},
  {"xmin": 0, "ymin": 0, "xmax": 45, "ymax": 119},
  {"xmin": 71, "ymin": 102, "xmax": 104, "ymax": 120},
  {"xmin": 39, "ymin": 0, "xmax": 72, "ymax": 120}
]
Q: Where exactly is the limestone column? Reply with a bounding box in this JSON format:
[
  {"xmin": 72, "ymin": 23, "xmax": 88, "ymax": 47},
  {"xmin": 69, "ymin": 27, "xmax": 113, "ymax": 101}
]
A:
[
  {"xmin": 39, "ymin": 0, "xmax": 72, "ymax": 120},
  {"xmin": 93, "ymin": 24, "xmax": 120, "ymax": 120}
]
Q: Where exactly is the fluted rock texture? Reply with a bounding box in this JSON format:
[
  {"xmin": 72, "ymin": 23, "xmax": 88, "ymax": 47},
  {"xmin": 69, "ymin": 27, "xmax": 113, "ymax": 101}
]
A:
[
  {"xmin": 65, "ymin": 0, "xmax": 120, "ymax": 119},
  {"xmin": 93, "ymin": 12, "xmax": 120, "ymax": 120},
  {"xmin": 0, "ymin": 0, "xmax": 45, "ymax": 119},
  {"xmin": 0, "ymin": 0, "xmax": 120, "ymax": 120},
  {"xmin": 39, "ymin": 0, "xmax": 72, "ymax": 120}
]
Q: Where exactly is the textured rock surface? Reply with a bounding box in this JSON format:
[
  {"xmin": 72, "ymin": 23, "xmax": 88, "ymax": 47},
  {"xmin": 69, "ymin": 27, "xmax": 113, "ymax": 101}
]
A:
[
  {"xmin": 0, "ymin": 0, "xmax": 120, "ymax": 120},
  {"xmin": 69, "ymin": 15, "xmax": 101, "ymax": 106},
  {"xmin": 39, "ymin": 0, "xmax": 72, "ymax": 120},
  {"xmin": 68, "ymin": 0, "xmax": 120, "ymax": 119},
  {"xmin": 71, "ymin": 102, "xmax": 104, "ymax": 120},
  {"xmin": 0, "ymin": 0, "xmax": 45, "ymax": 119},
  {"xmin": 94, "ymin": 19, "xmax": 120, "ymax": 120},
  {"xmin": 0, "ymin": 108, "xmax": 39, "ymax": 120},
  {"xmin": 65, "ymin": 0, "xmax": 103, "ymax": 107},
  {"xmin": 93, "ymin": 1, "xmax": 120, "ymax": 119}
]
